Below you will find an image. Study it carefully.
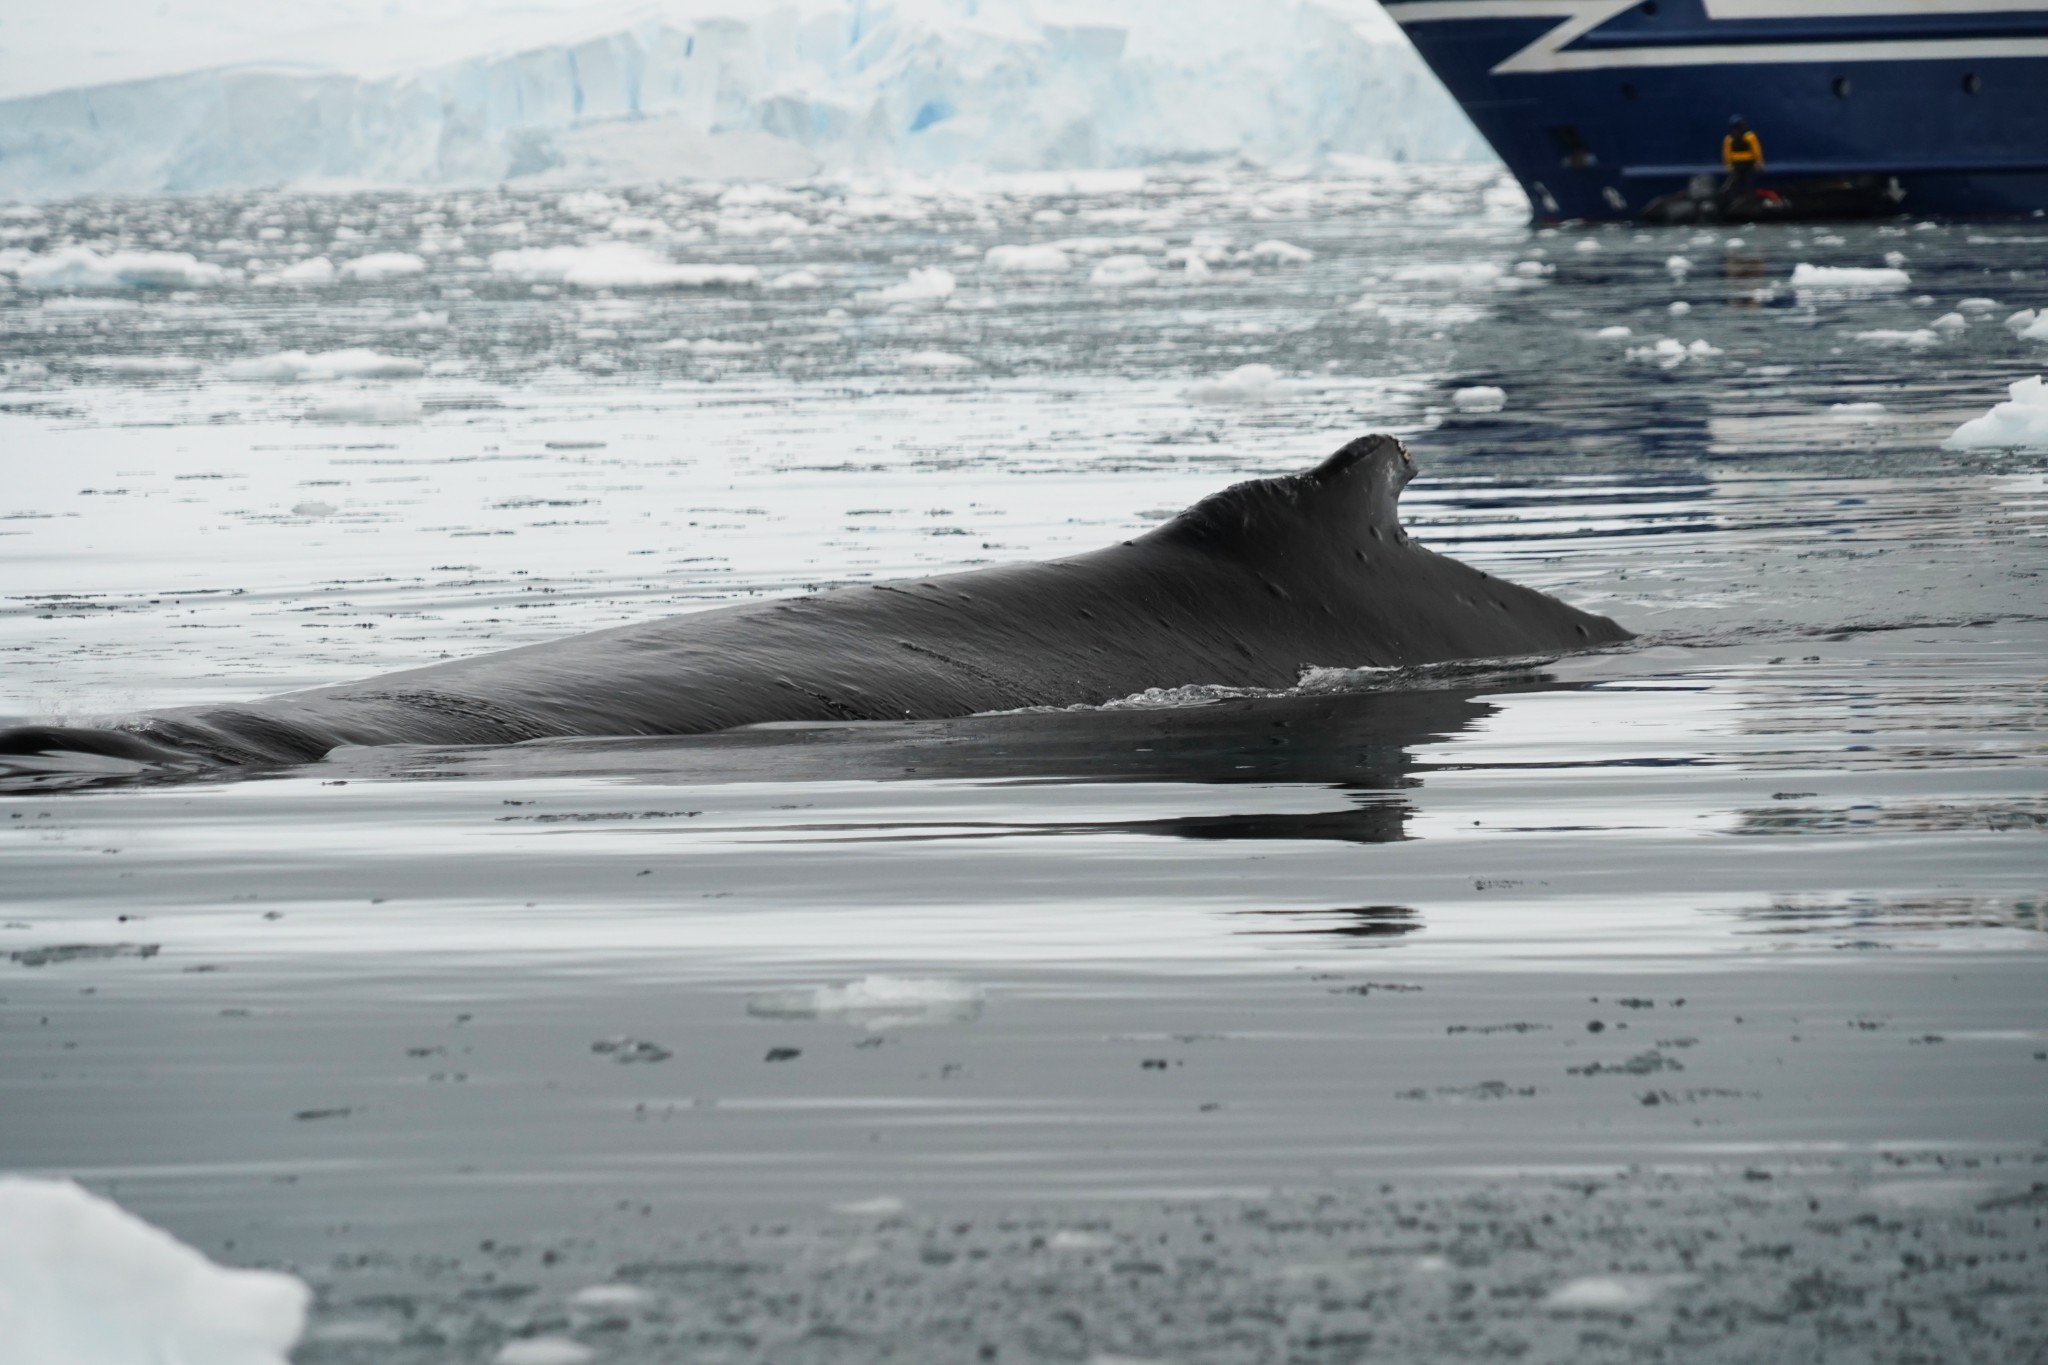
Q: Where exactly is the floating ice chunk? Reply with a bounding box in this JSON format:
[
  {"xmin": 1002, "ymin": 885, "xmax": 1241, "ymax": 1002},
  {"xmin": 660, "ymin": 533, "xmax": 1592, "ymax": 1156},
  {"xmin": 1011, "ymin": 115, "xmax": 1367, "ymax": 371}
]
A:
[
  {"xmin": 901, "ymin": 350, "xmax": 976, "ymax": 370},
  {"xmin": 1573, "ymin": 238, "xmax": 1601, "ymax": 253},
  {"xmin": 748, "ymin": 975, "xmax": 984, "ymax": 1029},
  {"xmin": 1243, "ymin": 239, "xmax": 1313, "ymax": 265},
  {"xmin": 489, "ymin": 244, "xmax": 758, "ymax": 291},
  {"xmin": 338, "ymin": 252, "xmax": 426, "ymax": 282},
  {"xmin": 1956, "ymin": 297, "xmax": 1998, "ymax": 314},
  {"xmin": 1184, "ymin": 363, "xmax": 1288, "ymax": 404},
  {"xmin": 1943, "ymin": 375, "xmax": 2048, "ymax": 450},
  {"xmin": 766, "ymin": 269, "xmax": 821, "ymax": 291},
  {"xmin": 495, "ymin": 1337, "xmax": 594, "ymax": 1365},
  {"xmin": 1513, "ymin": 260, "xmax": 1553, "ymax": 277},
  {"xmin": 1089, "ymin": 255, "xmax": 1157, "ymax": 287},
  {"xmin": 2018, "ymin": 312, "xmax": 2048, "ymax": 343},
  {"xmin": 569, "ymin": 1284, "xmax": 648, "ymax": 1308},
  {"xmin": 984, "ymin": 244, "xmax": 1070, "ymax": 273},
  {"xmin": 1929, "ymin": 312, "xmax": 1967, "ymax": 333},
  {"xmin": 1048, "ymin": 1229, "xmax": 1115, "ymax": 1251},
  {"xmin": 1393, "ymin": 261, "xmax": 1502, "ymax": 287},
  {"xmin": 2006, "ymin": 308, "xmax": 2040, "ymax": 335},
  {"xmin": 606, "ymin": 215, "xmax": 667, "ymax": 237},
  {"xmin": 1030, "ymin": 208, "xmax": 1068, "ymax": 224},
  {"xmin": 1595, "ymin": 325, "xmax": 1631, "ymax": 339},
  {"xmin": 86, "ymin": 356, "xmax": 201, "ymax": 376},
  {"xmin": 0, "ymin": 1176, "xmax": 308, "ymax": 1365},
  {"xmin": 1828, "ymin": 402, "xmax": 1887, "ymax": 420},
  {"xmin": 1853, "ymin": 328, "xmax": 1939, "ymax": 348},
  {"xmin": 1626, "ymin": 337, "xmax": 1718, "ymax": 368},
  {"xmin": 1790, "ymin": 263, "xmax": 1910, "ymax": 294},
  {"xmin": 15, "ymin": 247, "xmax": 225, "ymax": 290},
  {"xmin": 1051, "ymin": 234, "xmax": 1168, "ymax": 258},
  {"xmin": 228, "ymin": 349, "xmax": 424, "ymax": 381},
  {"xmin": 304, "ymin": 393, "xmax": 425, "ymax": 424},
  {"xmin": 1545, "ymin": 1275, "xmax": 1673, "ymax": 1310},
  {"xmin": 1451, "ymin": 385, "xmax": 1506, "ymax": 412},
  {"xmin": 252, "ymin": 255, "xmax": 334, "ymax": 287},
  {"xmin": 1665, "ymin": 255, "xmax": 1691, "ymax": 275},
  {"xmin": 1884, "ymin": 250, "xmax": 1908, "ymax": 268},
  {"xmin": 863, "ymin": 265, "xmax": 955, "ymax": 304},
  {"xmin": 651, "ymin": 338, "xmax": 762, "ymax": 354},
  {"xmin": 831, "ymin": 1195, "xmax": 909, "ymax": 1216},
  {"xmin": 1668, "ymin": 300, "xmax": 1691, "ymax": 315}
]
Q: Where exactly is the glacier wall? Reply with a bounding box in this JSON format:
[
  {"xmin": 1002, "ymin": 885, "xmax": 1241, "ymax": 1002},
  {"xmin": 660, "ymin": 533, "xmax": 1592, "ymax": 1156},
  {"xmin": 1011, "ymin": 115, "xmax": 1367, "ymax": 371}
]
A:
[{"xmin": 0, "ymin": 0, "xmax": 1486, "ymax": 197}]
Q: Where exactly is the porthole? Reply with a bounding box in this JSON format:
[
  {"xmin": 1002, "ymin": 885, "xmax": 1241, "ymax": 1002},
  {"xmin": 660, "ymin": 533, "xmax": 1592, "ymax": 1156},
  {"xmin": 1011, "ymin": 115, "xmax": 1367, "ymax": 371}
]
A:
[
  {"xmin": 1963, "ymin": 72, "xmax": 1982, "ymax": 94},
  {"xmin": 1832, "ymin": 76, "xmax": 1852, "ymax": 98}
]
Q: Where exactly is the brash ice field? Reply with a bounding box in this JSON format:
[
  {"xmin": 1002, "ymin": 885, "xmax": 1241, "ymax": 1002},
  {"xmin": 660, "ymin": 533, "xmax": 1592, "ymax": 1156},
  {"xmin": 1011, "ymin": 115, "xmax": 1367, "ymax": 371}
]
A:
[{"xmin": 2, "ymin": 166, "xmax": 2045, "ymax": 1362}]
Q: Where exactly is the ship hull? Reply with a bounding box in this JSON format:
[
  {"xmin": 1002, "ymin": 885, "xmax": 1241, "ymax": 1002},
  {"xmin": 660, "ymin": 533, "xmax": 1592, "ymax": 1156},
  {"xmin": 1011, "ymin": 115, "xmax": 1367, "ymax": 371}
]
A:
[{"xmin": 1382, "ymin": 0, "xmax": 2048, "ymax": 222}]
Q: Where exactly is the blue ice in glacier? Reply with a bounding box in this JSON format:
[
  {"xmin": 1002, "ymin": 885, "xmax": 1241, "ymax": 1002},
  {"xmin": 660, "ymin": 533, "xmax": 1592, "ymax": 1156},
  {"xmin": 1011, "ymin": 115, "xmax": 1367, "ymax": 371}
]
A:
[{"xmin": 0, "ymin": 0, "xmax": 1484, "ymax": 196}]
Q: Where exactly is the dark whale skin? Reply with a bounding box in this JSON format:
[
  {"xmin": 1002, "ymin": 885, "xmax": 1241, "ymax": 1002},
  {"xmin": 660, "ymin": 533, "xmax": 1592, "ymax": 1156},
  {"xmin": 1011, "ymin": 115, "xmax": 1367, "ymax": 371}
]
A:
[{"xmin": 0, "ymin": 434, "xmax": 1630, "ymax": 768}]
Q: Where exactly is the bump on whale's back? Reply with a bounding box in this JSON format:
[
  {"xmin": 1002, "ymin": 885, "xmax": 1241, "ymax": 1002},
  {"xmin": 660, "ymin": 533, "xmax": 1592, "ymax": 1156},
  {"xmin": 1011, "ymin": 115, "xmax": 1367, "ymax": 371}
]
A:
[{"xmin": 1144, "ymin": 434, "xmax": 1413, "ymax": 564}]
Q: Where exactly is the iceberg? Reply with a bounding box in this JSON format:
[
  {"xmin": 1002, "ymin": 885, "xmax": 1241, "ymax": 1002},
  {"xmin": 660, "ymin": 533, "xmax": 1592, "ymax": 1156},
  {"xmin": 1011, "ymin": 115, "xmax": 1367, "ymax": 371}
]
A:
[
  {"xmin": 0, "ymin": 1177, "xmax": 308, "ymax": 1365},
  {"xmin": 0, "ymin": 0, "xmax": 1485, "ymax": 197},
  {"xmin": 1943, "ymin": 375, "xmax": 2048, "ymax": 450}
]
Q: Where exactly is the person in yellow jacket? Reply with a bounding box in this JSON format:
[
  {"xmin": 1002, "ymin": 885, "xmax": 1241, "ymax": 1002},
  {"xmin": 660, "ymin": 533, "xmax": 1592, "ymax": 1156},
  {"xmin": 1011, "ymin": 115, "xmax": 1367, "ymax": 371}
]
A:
[{"xmin": 1721, "ymin": 115, "xmax": 1764, "ymax": 198}]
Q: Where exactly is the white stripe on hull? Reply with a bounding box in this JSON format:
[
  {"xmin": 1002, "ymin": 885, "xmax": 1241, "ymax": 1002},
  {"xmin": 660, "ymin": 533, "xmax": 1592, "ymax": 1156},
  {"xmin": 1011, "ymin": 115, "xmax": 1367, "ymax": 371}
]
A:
[{"xmin": 1386, "ymin": 0, "xmax": 2048, "ymax": 72}]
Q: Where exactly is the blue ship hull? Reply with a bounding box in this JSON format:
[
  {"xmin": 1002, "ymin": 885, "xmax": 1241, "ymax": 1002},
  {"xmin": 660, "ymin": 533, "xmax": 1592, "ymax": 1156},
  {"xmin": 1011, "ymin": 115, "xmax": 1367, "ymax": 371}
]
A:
[{"xmin": 1381, "ymin": 0, "xmax": 2048, "ymax": 222}]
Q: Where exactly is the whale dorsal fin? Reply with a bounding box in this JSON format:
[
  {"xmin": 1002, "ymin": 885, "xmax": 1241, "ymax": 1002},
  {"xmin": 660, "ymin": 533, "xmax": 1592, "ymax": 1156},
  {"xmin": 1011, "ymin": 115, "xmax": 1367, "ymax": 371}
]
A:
[{"xmin": 1143, "ymin": 433, "xmax": 1416, "ymax": 556}]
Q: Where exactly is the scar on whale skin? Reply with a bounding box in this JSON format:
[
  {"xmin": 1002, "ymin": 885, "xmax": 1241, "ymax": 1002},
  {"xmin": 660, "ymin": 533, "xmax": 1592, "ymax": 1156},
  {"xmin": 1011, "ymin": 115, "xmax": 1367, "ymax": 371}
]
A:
[{"xmin": 0, "ymin": 435, "xmax": 1631, "ymax": 776}]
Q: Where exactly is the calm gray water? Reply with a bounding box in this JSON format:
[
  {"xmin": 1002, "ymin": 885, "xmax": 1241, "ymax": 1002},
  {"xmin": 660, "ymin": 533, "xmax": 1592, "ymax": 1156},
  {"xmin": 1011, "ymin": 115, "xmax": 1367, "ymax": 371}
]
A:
[{"xmin": 2, "ymin": 166, "xmax": 2045, "ymax": 1361}]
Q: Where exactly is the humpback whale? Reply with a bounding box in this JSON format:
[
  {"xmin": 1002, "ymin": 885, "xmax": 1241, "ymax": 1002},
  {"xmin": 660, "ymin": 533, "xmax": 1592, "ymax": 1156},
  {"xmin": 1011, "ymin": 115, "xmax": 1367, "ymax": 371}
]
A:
[{"xmin": 0, "ymin": 434, "xmax": 1629, "ymax": 774}]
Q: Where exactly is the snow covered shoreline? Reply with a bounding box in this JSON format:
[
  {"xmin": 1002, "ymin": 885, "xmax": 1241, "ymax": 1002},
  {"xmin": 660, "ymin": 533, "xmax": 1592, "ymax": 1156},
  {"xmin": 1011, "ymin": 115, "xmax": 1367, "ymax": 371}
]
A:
[{"xmin": 0, "ymin": 0, "xmax": 1483, "ymax": 199}]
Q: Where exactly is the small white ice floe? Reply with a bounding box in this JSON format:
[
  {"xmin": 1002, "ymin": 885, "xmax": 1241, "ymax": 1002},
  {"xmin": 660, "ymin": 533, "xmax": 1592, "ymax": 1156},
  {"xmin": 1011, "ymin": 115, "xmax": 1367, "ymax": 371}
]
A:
[
  {"xmin": 338, "ymin": 251, "xmax": 426, "ymax": 282},
  {"xmin": 864, "ymin": 265, "xmax": 956, "ymax": 304},
  {"xmin": 1665, "ymin": 255, "xmax": 1692, "ymax": 276},
  {"xmin": 765, "ymin": 269, "xmax": 821, "ymax": 291},
  {"xmin": 85, "ymin": 356, "xmax": 202, "ymax": 377},
  {"xmin": 651, "ymin": 338, "xmax": 762, "ymax": 354},
  {"xmin": 1853, "ymin": 328, "xmax": 1940, "ymax": 348},
  {"xmin": 748, "ymin": 975, "xmax": 984, "ymax": 1028},
  {"xmin": 304, "ymin": 393, "xmax": 425, "ymax": 424},
  {"xmin": 494, "ymin": 1337, "xmax": 595, "ymax": 1365},
  {"xmin": 1828, "ymin": 401, "xmax": 1888, "ymax": 421},
  {"xmin": 490, "ymin": 244, "xmax": 759, "ymax": 291},
  {"xmin": 1789, "ymin": 263, "xmax": 1911, "ymax": 295},
  {"xmin": 1884, "ymin": 250, "xmax": 1909, "ymax": 268},
  {"xmin": 1943, "ymin": 374, "xmax": 2048, "ymax": 450},
  {"xmin": 1183, "ymin": 363, "xmax": 1289, "ymax": 404},
  {"xmin": 15, "ymin": 247, "xmax": 227, "ymax": 290},
  {"xmin": 1626, "ymin": 337, "xmax": 1721, "ymax": 367},
  {"xmin": 1956, "ymin": 297, "xmax": 1998, "ymax": 314},
  {"xmin": 1930, "ymin": 312, "xmax": 1968, "ymax": 333},
  {"xmin": 1242, "ymin": 239, "xmax": 1313, "ymax": 265},
  {"xmin": 901, "ymin": 350, "xmax": 976, "ymax": 371},
  {"xmin": 1573, "ymin": 238, "xmax": 1601, "ymax": 253},
  {"xmin": 252, "ymin": 256, "xmax": 335, "ymax": 287},
  {"xmin": 1668, "ymin": 300, "xmax": 1692, "ymax": 315},
  {"xmin": 984, "ymin": 244, "xmax": 1070, "ymax": 273},
  {"xmin": 0, "ymin": 1176, "xmax": 309, "ymax": 1365},
  {"xmin": 1595, "ymin": 324, "xmax": 1632, "ymax": 338},
  {"xmin": 229, "ymin": 348, "xmax": 424, "ymax": 381},
  {"xmin": 2005, "ymin": 309, "xmax": 2048, "ymax": 341},
  {"xmin": 830, "ymin": 1195, "xmax": 909, "ymax": 1217},
  {"xmin": 1544, "ymin": 1275, "xmax": 1678, "ymax": 1311},
  {"xmin": 1514, "ymin": 260, "xmax": 1553, "ymax": 278},
  {"xmin": 1451, "ymin": 385, "xmax": 1506, "ymax": 412},
  {"xmin": 569, "ymin": 1284, "xmax": 649, "ymax": 1308},
  {"xmin": 1048, "ymin": 1229, "xmax": 1115, "ymax": 1251},
  {"xmin": 1089, "ymin": 254, "xmax": 1157, "ymax": 287},
  {"xmin": 1393, "ymin": 261, "xmax": 1502, "ymax": 288}
]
